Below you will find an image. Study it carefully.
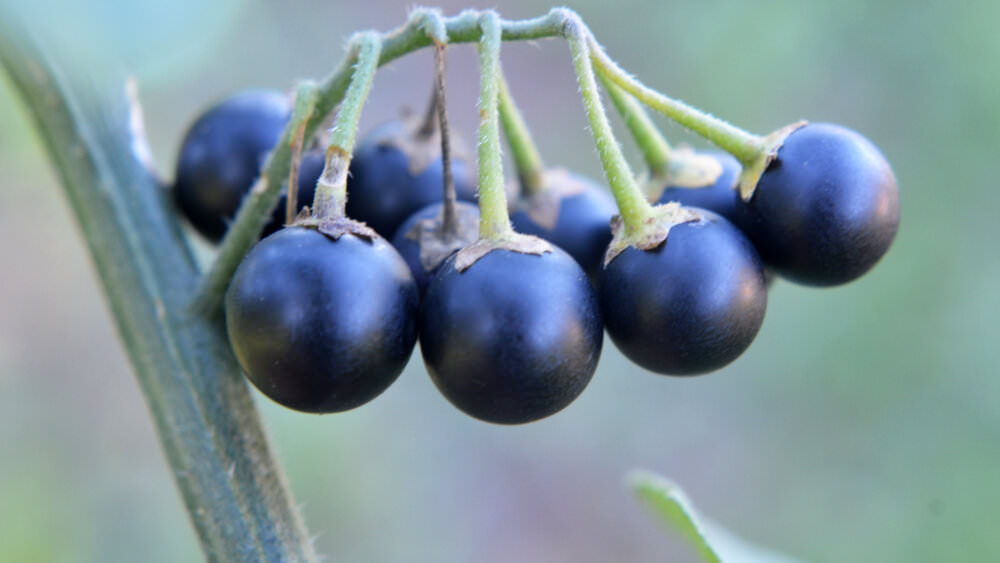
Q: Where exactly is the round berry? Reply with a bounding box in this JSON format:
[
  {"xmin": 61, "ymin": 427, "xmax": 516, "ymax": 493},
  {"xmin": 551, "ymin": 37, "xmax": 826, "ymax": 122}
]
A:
[
  {"xmin": 347, "ymin": 120, "xmax": 478, "ymax": 238},
  {"xmin": 225, "ymin": 227, "xmax": 419, "ymax": 413},
  {"xmin": 656, "ymin": 150, "xmax": 747, "ymax": 227},
  {"xmin": 173, "ymin": 90, "xmax": 290, "ymax": 241},
  {"xmin": 741, "ymin": 123, "xmax": 900, "ymax": 286},
  {"xmin": 599, "ymin": 209, "xmax": 767, "ymax": 375},
  {"xmin": 510, "ymin": 171, "xmax": 616, "ymax": 278},
  {"xmin": 390, "ymin": 201, "xmax": 480, "ymax": 296},
  {"xmin": 419, "ymin": 247, "xmax": 603, "ymax": 424}
]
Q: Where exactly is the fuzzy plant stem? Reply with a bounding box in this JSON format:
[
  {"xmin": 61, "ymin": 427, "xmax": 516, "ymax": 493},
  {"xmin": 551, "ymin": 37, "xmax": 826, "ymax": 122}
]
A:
[
  {"xmin": 475, "ymin": 12, "xmax": 514, "ymax": 240},
  {"xmin": 311, "ymin": 32, "xmax": 382, "ymax": 222},
  {"xmin": 561, "ymin": 12, "xmax": 655, "ymax": 234},
  {"xmin": 586, "ymin": 34, "xmax": 764, "ymax": 164},
  {"xmin": 497, "ymin": 70, "xmax": 546, "ymax": 194},
  {"xmin": 599, "ymin": 73, "xmax": 672, "ymax": 178}
]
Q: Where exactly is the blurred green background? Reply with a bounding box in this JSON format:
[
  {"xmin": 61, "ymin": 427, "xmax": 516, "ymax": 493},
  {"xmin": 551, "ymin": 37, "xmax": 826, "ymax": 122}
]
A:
[{"xmin": 1, "ymin": 0, "xmax": 997, "ymax": 561}]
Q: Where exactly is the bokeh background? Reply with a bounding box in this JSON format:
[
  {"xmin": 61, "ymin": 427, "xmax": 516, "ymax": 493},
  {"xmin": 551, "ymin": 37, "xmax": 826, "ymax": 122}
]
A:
[{"xmin": 1, "ymin": 0, "xmax": 998, "ymax": 561}]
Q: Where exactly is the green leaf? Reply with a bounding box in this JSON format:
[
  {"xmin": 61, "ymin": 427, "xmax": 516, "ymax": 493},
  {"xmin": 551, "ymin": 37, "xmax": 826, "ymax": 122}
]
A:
[{"xmin": 627, "ymin": 470, "xmax": 800, "ymax": 563}]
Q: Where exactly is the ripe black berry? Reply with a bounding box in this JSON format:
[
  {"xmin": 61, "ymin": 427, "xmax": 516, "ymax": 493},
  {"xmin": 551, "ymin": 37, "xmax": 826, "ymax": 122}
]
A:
[
  {"xmin": 225, "ymin": 227, "xmax": 419, "ymax": 413},
  {"xmin": 173, "ymin": 90, "xmax": 290, "ymax": 241},
  {"xmin": 347, "ymin": 120, "xmax": 478, "ymax": 238},
  {"xmin": 510, "ymin": 171, "xmax": 616, "ymax": 277},
  {"xmin": 599, "ymin": 209, "xmax": 767, "ymax": 375},
  {"xmin": 740, "ymin": 123, "xmax": 900, "ymax": 286},
  {"xmin": 419, "ymin": 247, "xmax": 603, "ymax": 424}
]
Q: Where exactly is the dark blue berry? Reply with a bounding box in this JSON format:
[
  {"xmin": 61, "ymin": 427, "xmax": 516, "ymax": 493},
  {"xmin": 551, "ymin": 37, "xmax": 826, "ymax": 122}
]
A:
[
  {"xmin": 740, "ymin": 123, "xmax": 900, "ymax": 286},
  {"xmin": 419, "ymin": 247, "xmax": 603, "ymax": 424},
  {"xmin": 347, "ymin": 120, "xmax": 478, "ymax": 238},
  {"xmin": 225, "ymin": 227, "xmax": 419, "ymax": 413},
  {"xmin": 173, "ymin": 90, "xmax": 290, "ymax": 241},
  {"xmin": 599, "ymin": 210, "xmax": 767, "ymax": 375}
]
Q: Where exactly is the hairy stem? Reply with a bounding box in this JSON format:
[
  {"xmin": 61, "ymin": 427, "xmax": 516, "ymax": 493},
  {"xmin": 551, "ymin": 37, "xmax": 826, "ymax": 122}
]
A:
[
  {"xmin": 562, "ymin": 12, "xmax": 654, "ymax": 234},
  {"xmin": 600, "ymin": 73, "xmax": 672, "ymax": 178},
  {"xmin": 311, "ymin": 32, "xmax": 382, "ymax": 222},
  {"xmin": 587, "ymin": 35, "xmax": 764, "ymax": 164},
  {"xmin": 475, "ymin": 12, "xmax": 514, "ymax": 240},
  {"xmin": 497, "ymin": 70, "xmax": 546, "ymax": 195}
]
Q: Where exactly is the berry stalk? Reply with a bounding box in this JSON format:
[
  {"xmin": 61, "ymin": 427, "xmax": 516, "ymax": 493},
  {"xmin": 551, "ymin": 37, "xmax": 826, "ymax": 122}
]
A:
[
  {"xmin": 599, "ymin": 73, "xmax": 672, "ymax": 178},
  {"xmin": 432, "ymin": 42, "xmax": 460, "ymax": 236},
  {"xmin": 311, "ymin": 32, "xmax": 382, "ymax": 221},
  {"xmin": 563, "ymin": 13, "xmax": 654, "ymax": 236},
  {"xmin": 584, "ymin": 32, "xmax": 807, "ymax": 198},
  {"xmin": 497, "ymin": 70, "xmax": 546, "ymax": 194},
  {"xmin": 475, "ymin": 11, "xmax": 514, "ymax": 240},
  {"xmin": 586, "ymin": 35, "xmax": 763, "ymax": 164}
]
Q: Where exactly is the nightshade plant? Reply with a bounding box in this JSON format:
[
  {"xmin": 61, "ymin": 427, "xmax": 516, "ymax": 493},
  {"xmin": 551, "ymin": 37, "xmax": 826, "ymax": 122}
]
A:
[{"xmin": 0, "ymin": 5, "xmax": 898, "ymax": 561}]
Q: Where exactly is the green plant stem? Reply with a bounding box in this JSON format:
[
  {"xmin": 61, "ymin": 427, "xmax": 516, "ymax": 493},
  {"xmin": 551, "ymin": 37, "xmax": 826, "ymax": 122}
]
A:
[
  {"xmin": 0, "ymin": 24, "xmax": 317, "ymax": 562},
  {"xmin": 475, "ymin": 11, "xmax": 514, "ymax": 239},
  {"xmin": 497, "ymin": 70, "xmax": 546, "ymax": 195},
  {"xmin": 600, "ymin": 73, "xmax": 672, "ymax": 178},
  {"xmin": 586, "ymin": 34, "xmax": 764, "ymax": 164},
  {"xmin": 311, "ymin": 32, "xmax": 381, "ymax": 221},
  {"xmin": 562, "ymin": 12, "xmax": 654, "ymax": 235}
]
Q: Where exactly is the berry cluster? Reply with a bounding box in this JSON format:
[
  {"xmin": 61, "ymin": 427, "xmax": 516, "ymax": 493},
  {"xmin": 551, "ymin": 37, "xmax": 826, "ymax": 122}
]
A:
[{"xmin": 171, "ymin": 10, "xmax": 899, "ymax": 425}]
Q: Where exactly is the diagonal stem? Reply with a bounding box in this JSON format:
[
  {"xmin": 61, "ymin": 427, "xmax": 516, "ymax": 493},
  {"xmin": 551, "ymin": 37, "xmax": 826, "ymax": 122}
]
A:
[
  {"xmin": 497, "ymin": 69, "xmax": 546, "ymax": 195},
  {"xmin": 587, "ymin": 34, "xmax": 764, "ymax": 164},
  {"xmin": 600, "ymin": 73, "xmax": 673, "ymax": 178}
]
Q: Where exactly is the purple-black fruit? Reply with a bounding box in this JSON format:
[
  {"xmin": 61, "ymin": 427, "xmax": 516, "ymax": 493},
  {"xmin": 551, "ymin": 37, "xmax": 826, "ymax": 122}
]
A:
[
  {"xmin": 419, "ymin": 247, "xmax": 602, "ymax": 424},
  {"xmin": 599, "ymin": 209, "xmax": 767, "ymax": 375},
  {"xmin": 740, "ymin": 123, "xmax": 900, "ymax": 286},
  {"xmin": 173, "ymin": 90, "xmax": 290, "ymax": 241},
  {"xmin": 225, "ymin": 227, "xmax": 419, "ymax": 413}
]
